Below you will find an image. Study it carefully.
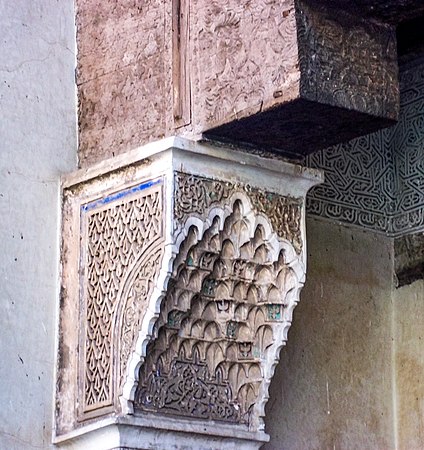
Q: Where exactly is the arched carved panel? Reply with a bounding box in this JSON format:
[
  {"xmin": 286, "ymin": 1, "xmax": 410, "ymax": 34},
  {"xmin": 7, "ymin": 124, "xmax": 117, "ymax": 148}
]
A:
[
  {"xmin": 113, "ymin": 241, "xmax": 164, "ymax": 392},
  {"xmin": 134, "ymin": 191, "xmax": 305, "ymax": 431},
  {"xmin": 174, "ymin": 172, "xmax": 303, "ymax": 253},
  {"xmin": 79, "ymin": 179, "xmax": 164, "ymax": 418}
]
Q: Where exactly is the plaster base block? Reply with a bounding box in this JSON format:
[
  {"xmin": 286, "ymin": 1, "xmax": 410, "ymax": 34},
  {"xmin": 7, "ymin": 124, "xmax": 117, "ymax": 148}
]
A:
[{"xmin": 54, "ymin": 415, "xmax": 268, "ymax": 450}]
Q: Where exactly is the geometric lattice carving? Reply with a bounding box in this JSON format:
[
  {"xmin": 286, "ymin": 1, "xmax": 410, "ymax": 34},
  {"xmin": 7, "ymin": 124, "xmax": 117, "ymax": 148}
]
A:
[
  {"xmin": 80, "ymin": 179, "xmax": 164, "ymax": 416},
  {"xmin": 305, "ymin": 130, "xmax": 395, "ymax": 233},
  {"xmin": 305, "ymin": 60, "xmax": 424, "ymax": 237},
  {"xmin": 391, "ymin": 61, "xmax": 424, "ymax": 234},
  {"xmin": 135, "ymin": 198, "xmax": 303, "ymax": 430}
]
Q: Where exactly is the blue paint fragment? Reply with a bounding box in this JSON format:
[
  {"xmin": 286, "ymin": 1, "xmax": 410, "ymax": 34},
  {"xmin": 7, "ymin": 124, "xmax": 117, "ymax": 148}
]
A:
[{"xmin": 81, "ymin": 178, "xmax": 161, "ymax": 212}]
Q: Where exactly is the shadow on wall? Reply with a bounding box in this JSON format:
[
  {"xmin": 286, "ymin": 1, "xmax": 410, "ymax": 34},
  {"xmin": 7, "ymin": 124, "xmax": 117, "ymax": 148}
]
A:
[{"xmin": 263, "ymin": 217, "xmax": 394, "ymax": 450}]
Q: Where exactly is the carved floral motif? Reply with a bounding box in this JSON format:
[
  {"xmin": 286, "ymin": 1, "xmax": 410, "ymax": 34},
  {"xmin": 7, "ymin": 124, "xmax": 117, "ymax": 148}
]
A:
[
  {"xmin": 175, "ymin": 172, "xmax": 303, "ymax": 252},
  {"xmin": 80, "ymin": 180, "xmax": 164, "ymax": 415},
  {"xmin": 296, "ymin": 1, "xmax": 398, "ymax": 118},
  {"xmin": 116, "ymin": 244, "xmax": 164, "ymax": 388}
]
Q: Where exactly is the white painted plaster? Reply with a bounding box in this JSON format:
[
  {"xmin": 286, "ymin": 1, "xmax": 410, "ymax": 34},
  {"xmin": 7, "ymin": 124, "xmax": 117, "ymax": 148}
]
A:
[
  {"xmin": 54, "ymin": 414, "xmax": 269, "ymax": 450},
  {"xmin": 0, "ymin": 1, "xmax": 77, "ymax": 448},
  {"xmin": 62, "ymin": 136, "xmax": 323, "ymax": 192}
]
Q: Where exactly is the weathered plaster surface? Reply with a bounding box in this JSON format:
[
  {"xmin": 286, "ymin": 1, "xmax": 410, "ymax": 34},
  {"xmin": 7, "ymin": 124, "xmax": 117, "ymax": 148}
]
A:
[
  {"xmin": 264, "ymin": 218, "xmax": 395, "ymax": 449},
  {"xmin": 393, "ymin": 280, "xmax": 424, "ymax": 450},
  {"xmin": 76, "ymin": 0, "xmax": 170, "ymax": 167},
  {"xmin": 0, "ymin": 0, "xmax": 77, "ymax": 448},
  {"xmin": 76, "ymin": 0, "xmax": 398, "ymax": 166},
  {"xmin": 394, "ymin": 233, "xmax": 424, "ymax": 287}
]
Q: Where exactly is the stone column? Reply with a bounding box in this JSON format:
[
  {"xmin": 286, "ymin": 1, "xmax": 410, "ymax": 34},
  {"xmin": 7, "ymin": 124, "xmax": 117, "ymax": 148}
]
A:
[{"xmin": 54, "ymin": 138, "xmax": 322, "ymax": 449}]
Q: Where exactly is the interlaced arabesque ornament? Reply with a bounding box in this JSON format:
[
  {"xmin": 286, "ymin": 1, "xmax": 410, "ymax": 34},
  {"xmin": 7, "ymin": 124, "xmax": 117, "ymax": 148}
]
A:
[
  {"xmin": 174, "ymin": 172, "xmax": 303, "ymax": 253},
  {"xmin": 81, "ymin": 181, "xmax": 163, "ymax": 414},
  {"xmin": 135, "ymin": 200, "xmax": 299, "ymax": 426},
  {"xmin": 305, "ymin": 61, "xmax": 424, "ymax": 236}
]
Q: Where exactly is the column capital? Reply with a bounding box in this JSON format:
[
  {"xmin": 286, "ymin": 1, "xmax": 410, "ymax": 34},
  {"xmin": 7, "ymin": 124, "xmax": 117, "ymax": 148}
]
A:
[{"xmin": 55, "ymin": 138, "xmax": 321, "ymax": 449}]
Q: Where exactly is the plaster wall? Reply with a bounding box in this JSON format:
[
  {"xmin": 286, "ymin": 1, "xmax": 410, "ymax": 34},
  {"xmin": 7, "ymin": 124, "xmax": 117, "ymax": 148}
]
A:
[
  {"xmin": 0, "ymin": 1, "xmax": 77, "ymax": 448},
  {"xmin": 393, "ymin": 280, "xmax": 424, "ymax": 450},
  {"xmin": 264, "ymin": 217, "xmax": 395, "ymax": 450}
]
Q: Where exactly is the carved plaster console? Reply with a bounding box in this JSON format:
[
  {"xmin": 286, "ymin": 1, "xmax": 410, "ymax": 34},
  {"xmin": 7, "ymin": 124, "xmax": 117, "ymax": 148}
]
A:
[{"xmin": 54, "ymin": 137, "xmax": 322, "ymax": 449}]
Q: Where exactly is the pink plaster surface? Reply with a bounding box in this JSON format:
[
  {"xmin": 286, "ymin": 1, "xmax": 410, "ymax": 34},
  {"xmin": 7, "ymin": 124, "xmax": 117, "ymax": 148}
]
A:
[{"xmin": 76, "ymin": 0, "xmax": 170, "ymax": 166}]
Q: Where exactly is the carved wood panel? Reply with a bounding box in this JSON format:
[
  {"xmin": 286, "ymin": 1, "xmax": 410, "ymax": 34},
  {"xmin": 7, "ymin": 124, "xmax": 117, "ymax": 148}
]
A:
[
  {"xmin": 296, "ymin": 1, "xmax": 398, "ymax": 119},
  {"xmin": 190, "ymin": 0, "xmax": 298, "ymax": 131},
  {"xmin": 76, "ymin": 0, "xmax": 168, "ymax": 166}
]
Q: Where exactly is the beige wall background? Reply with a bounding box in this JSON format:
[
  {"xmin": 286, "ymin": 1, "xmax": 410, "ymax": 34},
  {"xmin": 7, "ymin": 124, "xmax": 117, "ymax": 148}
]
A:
[
  {"xmin": 0, "ymin": 1, "xmax": 77, "ymax": 448},
  {"xmin": 265, "ymin": 216, "xmax": 424, "ymax": 450}
]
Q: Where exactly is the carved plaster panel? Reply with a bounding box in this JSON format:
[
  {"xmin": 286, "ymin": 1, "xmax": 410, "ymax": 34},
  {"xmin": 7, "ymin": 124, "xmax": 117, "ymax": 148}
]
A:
[
  {"xmin": 135, "ymin": 193, "xmax": 304, "ymax": 431},
  {"xmin": 55, "ymin": 138, "xmax": 321, "ymax": 448},
  {"xmin": 391, "ymin": 61, "xmax": 424, "ymax": 235},
  {"xmin": 305, "ymin": 60, "xmax": 424, "ymax": 237},
  {"xmin": 174, "ymin": 173, "xmax": 303, "ymax": 253},
  {"xmin": 79, "ymin": 179, "xmax": 165, "ymax": 417},
  {"xmin": 305, "ymin": 130, "xmax": 395, "ymax": 233}
]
